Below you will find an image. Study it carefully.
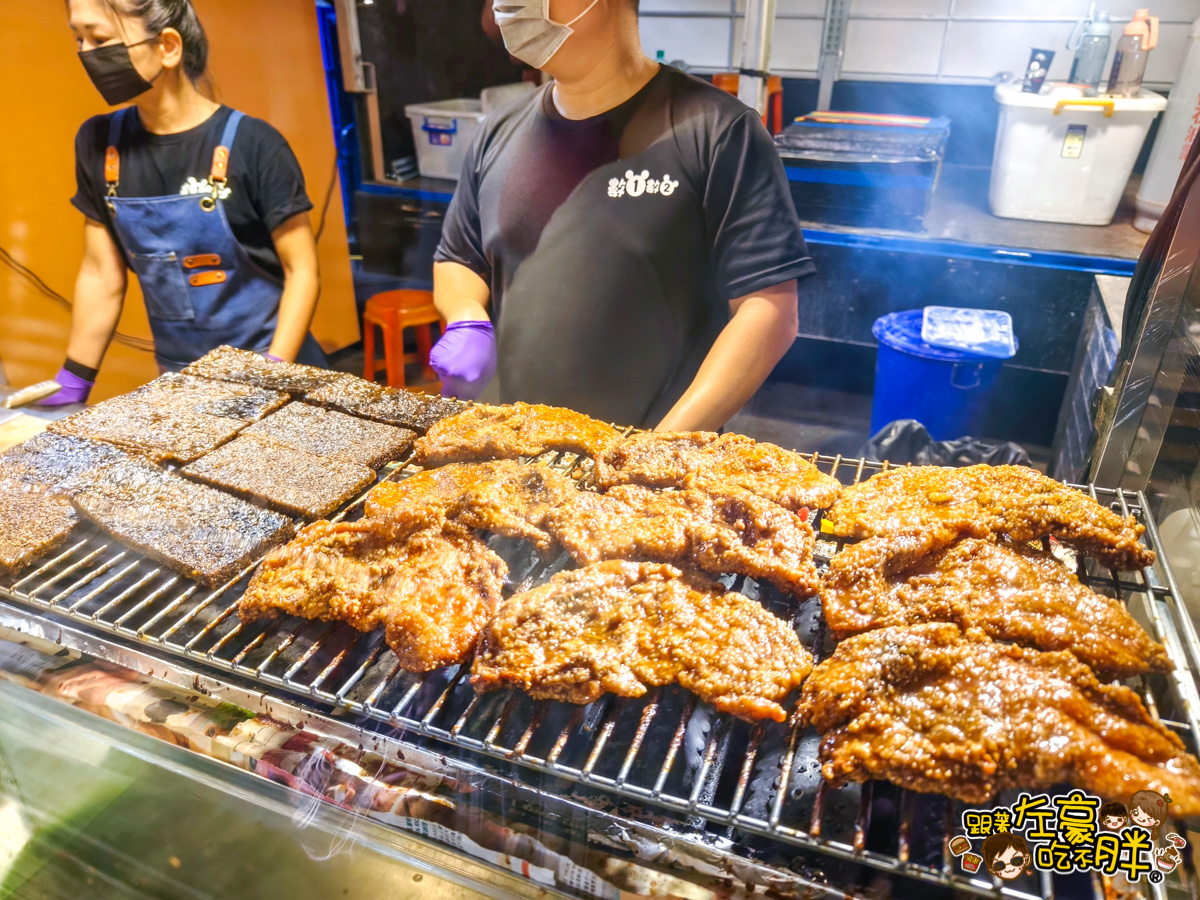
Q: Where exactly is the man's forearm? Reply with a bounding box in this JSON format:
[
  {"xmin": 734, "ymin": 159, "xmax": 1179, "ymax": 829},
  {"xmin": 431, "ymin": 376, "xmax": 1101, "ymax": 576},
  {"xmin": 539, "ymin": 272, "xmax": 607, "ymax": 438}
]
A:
[
  {"xmin": 66, "ymin": 270, "xmax": 125, "ymax": 370},
  {"xmin": 269, "ymin": 269, "xmax": 320, "ymax": 361},
  {"xmin": 656, "ymin": 288, "xmax": 798, "ymax": 433},
  {"xmin": 434, "ymin": 261, "xmax": 492, "ymax": 323}
]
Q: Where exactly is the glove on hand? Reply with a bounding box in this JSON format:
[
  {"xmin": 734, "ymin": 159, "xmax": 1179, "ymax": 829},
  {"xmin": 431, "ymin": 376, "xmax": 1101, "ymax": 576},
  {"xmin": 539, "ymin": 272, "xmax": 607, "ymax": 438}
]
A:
[{"xmin": 429, "ymin": 320, "xmax": 497, "ymax": 400}]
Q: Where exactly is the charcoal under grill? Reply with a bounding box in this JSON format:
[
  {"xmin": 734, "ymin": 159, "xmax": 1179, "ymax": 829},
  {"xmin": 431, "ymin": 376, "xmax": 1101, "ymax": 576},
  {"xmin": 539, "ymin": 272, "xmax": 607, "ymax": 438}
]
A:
[{"xmin": 1, "ymin": 450, "xmax": 1198, "ymax": 900}]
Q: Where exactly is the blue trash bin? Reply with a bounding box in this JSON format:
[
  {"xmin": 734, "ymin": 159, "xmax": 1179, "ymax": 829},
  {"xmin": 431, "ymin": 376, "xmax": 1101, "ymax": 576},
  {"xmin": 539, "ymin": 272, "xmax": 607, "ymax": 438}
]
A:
[{"xmin": 870, "ymin": 310, "xmax": 1017, "ymax": 441}]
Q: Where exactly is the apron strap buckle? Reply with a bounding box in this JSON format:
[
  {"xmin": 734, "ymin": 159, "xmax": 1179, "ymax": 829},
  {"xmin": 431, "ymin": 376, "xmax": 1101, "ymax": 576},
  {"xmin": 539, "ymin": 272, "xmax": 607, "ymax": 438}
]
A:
[
  {"xmin": 105, "ymin": 146, "xmax": 120, "ymax": 214},
  {"xmin": 201, "ymin": 176, "xmax": 226, "ymax": 213},
  {"xmin": 202, "ymin": 143, "xmax": 231, "ymax": 212}
]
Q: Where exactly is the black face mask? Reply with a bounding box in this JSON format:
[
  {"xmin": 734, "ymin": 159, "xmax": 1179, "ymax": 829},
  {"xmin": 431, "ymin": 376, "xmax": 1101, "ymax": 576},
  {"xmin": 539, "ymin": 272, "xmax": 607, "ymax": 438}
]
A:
[{"xmin": 78, "ymin": 37, "xmax": 161, "ymax": 106}]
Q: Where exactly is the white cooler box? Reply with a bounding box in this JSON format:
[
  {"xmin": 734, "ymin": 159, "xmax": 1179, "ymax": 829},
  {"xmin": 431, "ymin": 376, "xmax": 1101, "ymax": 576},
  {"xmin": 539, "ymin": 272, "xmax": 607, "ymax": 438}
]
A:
[
  {"xmin": 989, "ymin": 82, "xmax": 1166, "ymax": 225},
  {"xmin": 404, "ymin": 99, "xmax": 486, "ymax": 181}
]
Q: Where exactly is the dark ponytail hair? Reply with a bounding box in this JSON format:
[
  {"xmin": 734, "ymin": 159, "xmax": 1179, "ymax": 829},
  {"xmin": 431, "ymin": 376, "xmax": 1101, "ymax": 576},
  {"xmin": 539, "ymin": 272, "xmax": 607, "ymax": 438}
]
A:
[{"xmin": 109, "ymin": 0, "xmax": 209, "ymax": 81}]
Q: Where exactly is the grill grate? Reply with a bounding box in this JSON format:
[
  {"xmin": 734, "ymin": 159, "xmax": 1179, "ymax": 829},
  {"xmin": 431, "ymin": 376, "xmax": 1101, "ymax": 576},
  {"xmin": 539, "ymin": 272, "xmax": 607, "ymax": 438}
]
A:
[{"xmin": 2, "ymin": 452, "xmax": 1198, "ymax": 900}]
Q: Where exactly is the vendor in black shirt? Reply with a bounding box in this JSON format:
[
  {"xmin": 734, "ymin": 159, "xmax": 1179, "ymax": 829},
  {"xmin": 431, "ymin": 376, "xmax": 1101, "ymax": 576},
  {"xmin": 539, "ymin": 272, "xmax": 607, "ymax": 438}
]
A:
[
  {"xmin": 430, "ymin": 0, "xmax": 814, "ymax": 430},
  {"xmin": 44, "ymin": 0, "xmax": 324, "ymax": 406}
]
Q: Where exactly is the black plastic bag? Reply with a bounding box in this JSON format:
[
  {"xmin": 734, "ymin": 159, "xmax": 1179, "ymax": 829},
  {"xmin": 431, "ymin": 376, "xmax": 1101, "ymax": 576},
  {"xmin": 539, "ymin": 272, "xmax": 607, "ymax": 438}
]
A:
[{"xmin": 860, "ymin": 419, "xmax": 1032, "ymax": 467}]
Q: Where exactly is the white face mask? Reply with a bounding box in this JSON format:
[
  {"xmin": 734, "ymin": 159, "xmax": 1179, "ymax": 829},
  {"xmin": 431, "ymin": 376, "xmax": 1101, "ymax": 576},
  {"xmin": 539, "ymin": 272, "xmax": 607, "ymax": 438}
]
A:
[{"xmin": 493, "ymin": 0, "xmax": 600, "ymax": 70}]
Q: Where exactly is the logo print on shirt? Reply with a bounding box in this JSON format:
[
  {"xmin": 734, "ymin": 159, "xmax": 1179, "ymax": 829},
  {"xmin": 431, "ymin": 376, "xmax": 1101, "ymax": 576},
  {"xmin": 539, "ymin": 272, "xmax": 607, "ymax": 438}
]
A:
[
  {"xmin": 180, "ymin": 176, "xmax": 232, "ymax": 201},
  {"xmin": 608, "ymin": 170, "xmax": 679, "ymax": 199}
]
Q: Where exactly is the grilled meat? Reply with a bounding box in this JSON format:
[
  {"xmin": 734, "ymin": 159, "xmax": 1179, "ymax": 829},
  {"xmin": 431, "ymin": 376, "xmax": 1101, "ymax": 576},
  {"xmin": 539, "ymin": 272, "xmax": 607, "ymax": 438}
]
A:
[
  {"xmin": 69, "ymin": 457, "xmax": 293, "ymax": 587},
  {"xmin": 547, "ymin": 483, "xmax": 820, "ymax": 596},
  {"xmin": 365, "ymin": 460, "xmax": 578, "ymax": 554},
  {"xmin": 240, "ymin": 517, "xmax": 506, "ymax": 672},
  {"xmin": 824, "ymin": 464, "xmax": 1154, "ymax": 571},
  {"xmin": 473, "ymin": 560, "xmax": 813, "ymax": 722},
  {"xmin": 182, "ymin": 345, "xmax": 347, "ymax": 397},
  {"xmin": 364, "ymin": 464, "xmax": 483, "ymax": 526},
  {"xmin": 547, "ymin": 489, "xmax": 692, "ymax": 566},
  {"xmin": 596, "ymin": 432, "xmax": 843, "ymax": 512},
  {"xmin": 245, "ymin": 402, "xmax": 415, "ymax": 468},
  {"xmin": 128, "ymin": 373, "xmax": 287, "ymax": 422},
  {"xmin": 305, "ymin": 378, "xmax": 465, "ymax": 432},
  {"xmin": 799, "ymin": 623, "xmax": 1200, "ymax": 812},
  {"xmin": 182, "ymin": 434, "xmax": 376, "ymax": 519},
  {"xmin": 0, "ymin": 467, "xmax": 78, "ymax": 573},
  {"xmin": 821, "ymin": 535, "xmax": 1170, "ymax": 679},
  {"xmin": 412, "ymin": 403, "xmax": 622, "ymax": 466},
  {"xmin": 49, "ymin": 397, "xmax": 246, "ymax": 464}
]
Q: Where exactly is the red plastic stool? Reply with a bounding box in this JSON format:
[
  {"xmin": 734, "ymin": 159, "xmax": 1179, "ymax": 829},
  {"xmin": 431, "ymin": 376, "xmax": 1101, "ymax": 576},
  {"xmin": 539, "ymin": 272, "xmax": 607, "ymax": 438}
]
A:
[{"xmin": 362, "ymin": 290, "xmax": 442, "ymax": 388}]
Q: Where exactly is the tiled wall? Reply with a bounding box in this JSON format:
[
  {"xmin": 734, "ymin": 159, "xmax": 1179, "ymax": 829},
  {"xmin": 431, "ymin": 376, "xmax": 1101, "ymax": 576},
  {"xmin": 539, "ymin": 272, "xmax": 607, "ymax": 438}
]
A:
[{"xmin": 639, "ymin": 0, "xmax": 1199, "ymax": 88}]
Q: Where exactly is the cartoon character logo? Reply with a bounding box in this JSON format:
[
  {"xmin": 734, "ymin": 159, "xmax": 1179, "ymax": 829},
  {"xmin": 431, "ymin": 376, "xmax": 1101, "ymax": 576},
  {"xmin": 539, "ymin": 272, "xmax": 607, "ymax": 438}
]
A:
[
  {"xmin": 1155, "ymin": 846, "xmax": 1183, "ymax": 874},
  {"xmin": 982, "ymin": 832, "xmax": 1033, "ymax": 881},
  {"xmin": 1129, "ymin": 790, "xmax": 1169, "ymax": 841},
  {"xmin": 1100, "ymin": 801, "xmax": 1128, "ymax": 831}
]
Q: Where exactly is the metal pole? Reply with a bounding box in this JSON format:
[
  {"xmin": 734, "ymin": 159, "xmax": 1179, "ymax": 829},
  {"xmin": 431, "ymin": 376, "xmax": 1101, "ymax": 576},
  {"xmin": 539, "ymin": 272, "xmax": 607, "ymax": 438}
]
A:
[
  {"xmin": 333, "ymin": 0, "xmax": 386, "ymax": 183},
  {"xmin": 816, "ymin": 0, "xmax": 848, "ymax": 111},
  {"xmin": 738, "ymin": 0, "xmax": 778, "ymax": 114}
]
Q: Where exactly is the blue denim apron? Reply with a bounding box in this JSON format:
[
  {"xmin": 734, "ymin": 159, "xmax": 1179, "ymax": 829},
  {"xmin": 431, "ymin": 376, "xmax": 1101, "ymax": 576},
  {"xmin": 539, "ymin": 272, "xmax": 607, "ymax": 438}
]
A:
[{"xmin": 104, "ymin": 107, "xmax": 327, "ymax": 370}]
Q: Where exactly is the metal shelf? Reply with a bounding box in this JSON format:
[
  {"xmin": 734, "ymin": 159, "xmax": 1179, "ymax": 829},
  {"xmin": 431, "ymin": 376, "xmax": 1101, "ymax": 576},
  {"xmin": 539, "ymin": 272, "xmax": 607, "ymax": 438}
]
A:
[{"xmin": 0, "ymin": 453, "xmax": 1195, "ymax": 900}]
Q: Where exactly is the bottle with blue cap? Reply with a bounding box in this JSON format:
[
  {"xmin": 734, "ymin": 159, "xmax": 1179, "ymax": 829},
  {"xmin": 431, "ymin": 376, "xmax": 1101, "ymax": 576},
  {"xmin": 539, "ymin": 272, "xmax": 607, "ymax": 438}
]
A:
[{"xmin": 1068, "ymin": 4, "xmax": 1113, "ymax": 97}]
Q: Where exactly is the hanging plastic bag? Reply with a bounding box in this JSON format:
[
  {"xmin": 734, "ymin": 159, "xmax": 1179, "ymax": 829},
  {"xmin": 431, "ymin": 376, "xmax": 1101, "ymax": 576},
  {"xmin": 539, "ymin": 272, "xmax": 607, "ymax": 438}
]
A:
[{"xmin": 860, "ymin": 419, "xmax": 1032, "ymax": 467}]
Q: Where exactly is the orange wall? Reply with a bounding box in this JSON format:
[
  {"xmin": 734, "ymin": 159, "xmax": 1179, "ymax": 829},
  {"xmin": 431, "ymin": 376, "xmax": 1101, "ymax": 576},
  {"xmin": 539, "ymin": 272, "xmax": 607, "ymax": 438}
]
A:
[{"xmin": 0, "ymin": 0, "xmax": 359, "ymax": 401}]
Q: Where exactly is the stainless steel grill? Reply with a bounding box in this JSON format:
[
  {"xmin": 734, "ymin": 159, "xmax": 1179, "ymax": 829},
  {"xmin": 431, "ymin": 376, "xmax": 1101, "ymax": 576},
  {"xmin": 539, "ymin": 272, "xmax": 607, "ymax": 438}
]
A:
[{"xmin": 2, "ymin": 451, "xmax": 1198, "ymax": 900}]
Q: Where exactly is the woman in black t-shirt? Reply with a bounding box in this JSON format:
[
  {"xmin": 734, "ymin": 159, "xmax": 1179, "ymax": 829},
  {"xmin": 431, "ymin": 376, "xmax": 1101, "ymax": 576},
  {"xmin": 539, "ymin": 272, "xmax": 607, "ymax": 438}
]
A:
[{"xmin": 44, "ymin": 0, "xmax": 326, "ymax": 405}]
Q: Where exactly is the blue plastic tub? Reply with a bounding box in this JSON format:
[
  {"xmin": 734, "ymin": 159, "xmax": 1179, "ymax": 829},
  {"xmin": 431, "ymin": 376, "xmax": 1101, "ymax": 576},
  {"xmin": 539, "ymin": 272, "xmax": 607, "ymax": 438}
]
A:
[{"xmin": 870, "ymin": 309, "xmax": 1017, "ymax": 440}]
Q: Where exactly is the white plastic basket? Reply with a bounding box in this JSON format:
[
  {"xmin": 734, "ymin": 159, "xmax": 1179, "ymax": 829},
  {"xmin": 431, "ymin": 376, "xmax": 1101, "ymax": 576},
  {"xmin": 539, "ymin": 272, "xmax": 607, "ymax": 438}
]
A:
[
  {"xmin": 404, "ymin": 99, "xmax": 487, "ymax": 181},
  {"xmin": 989, "ymin": 82, "xmax": 1166, "ymax": 225}
]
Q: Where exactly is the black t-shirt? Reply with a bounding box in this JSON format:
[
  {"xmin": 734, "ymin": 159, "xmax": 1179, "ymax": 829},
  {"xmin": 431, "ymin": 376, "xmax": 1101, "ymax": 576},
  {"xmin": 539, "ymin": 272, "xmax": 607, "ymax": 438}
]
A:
[
  {"xmin": 435, "ymin": 66, "xmax": 815, "ymax": 428},
  {"xmin": 72, "ymin": 106, "xmax": 313, "ymax": 280}
]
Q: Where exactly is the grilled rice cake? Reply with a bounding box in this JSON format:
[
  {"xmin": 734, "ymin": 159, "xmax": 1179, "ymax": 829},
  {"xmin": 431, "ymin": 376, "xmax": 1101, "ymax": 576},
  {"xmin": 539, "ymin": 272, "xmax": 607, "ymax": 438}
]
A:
[
  {"xmin": 49, "ymin": 397, "xmax": 246, "ymax": 464},
  {"xmin": 182, "ymin": 345, "xmax": 348, "ymax": 397},
  {"xmin": 305, "ymin": 378, "xmax": 466, "ymax": 432},
  {"xmin": 0, "ymin": 431, "xmax": 129, "ymax": 491},
  {"xmin": 182, "ymin": 435, "xmax": 376, "ymax": 519},
  {"xmin": 244, "ymin": 402, "xmax": 415, "ymax": 468},
  {"xmin": 128, "ymin": 373, "xmax": 288, "ymax": 423},
  {"xmin": 70, "ymin": 456, "xmax": 293, "ymax": 587},
  {"xmin": 0, "ymin": 465, "xmax": 78, "ymax": 574}
]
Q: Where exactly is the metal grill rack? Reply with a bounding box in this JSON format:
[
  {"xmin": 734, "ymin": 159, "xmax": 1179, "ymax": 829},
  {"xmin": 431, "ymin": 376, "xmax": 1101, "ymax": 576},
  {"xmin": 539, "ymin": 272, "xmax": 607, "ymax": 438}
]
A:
[{"xmin": 2, "ymin": 452, "xmax": 1198, "ymax": 900}]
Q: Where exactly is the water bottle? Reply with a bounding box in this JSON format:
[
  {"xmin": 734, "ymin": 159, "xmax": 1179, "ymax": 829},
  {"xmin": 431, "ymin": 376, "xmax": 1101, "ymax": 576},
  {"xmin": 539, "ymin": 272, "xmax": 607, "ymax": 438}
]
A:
[
  {"xmin": 1107, "ymin": 8, "xmax": 1160, "ymax": 97},
  {"xmin": 1068, "ymin": 9, "xmax": 1113, "ymax": 97}
]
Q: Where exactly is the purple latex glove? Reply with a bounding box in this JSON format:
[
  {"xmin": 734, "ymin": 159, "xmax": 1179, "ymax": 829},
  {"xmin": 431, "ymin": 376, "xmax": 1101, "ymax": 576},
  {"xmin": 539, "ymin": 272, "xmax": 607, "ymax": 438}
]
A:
[
  {"xmin": 262, "ymin": 353, "xmax": 284, "ymax": 363},
  {"xmin": 429, "ymin": 320, "xmax": 497, "ymax": 400},
  {"xmin": 35, "ymin": 367, "xmax": 94, "ymax": 407}
]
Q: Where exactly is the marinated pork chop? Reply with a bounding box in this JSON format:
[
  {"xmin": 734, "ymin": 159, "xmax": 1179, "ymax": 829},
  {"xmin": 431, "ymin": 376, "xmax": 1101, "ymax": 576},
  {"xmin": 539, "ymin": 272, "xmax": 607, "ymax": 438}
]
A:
[
  {"xmin": 473, "ymin": 561, "xmax": 813, "ymax": 722},
  {"xmin": 595, "ymin": 431, "xmax": 842, "ymax": 512},
  {"xmin": 240, "ymin": 517, "xmax": 506, "ymax": 672},
  {"xmin": 823, "ymin": 464, "xmax": 1154, "ymax": 571},
  {"xmin": 821, "ymin": 535, "xmax": 1170, "ymax": 679},
  {"xmin": 412, "ymin": 403, "xmax": 622, "ymax": 466},
  {"xmin": 799, "ymin": 623, "xmax": 1200, "ymax": 812},
  {"xmin": 364, "ymin": 460, "xmax": 579, "ymax": 554},
  {"xmin": 547, "ymin": 483, "xmax": 821, "ymax": 596}
]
